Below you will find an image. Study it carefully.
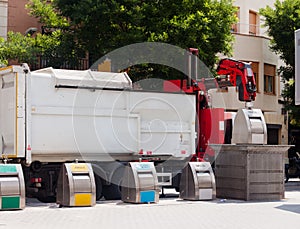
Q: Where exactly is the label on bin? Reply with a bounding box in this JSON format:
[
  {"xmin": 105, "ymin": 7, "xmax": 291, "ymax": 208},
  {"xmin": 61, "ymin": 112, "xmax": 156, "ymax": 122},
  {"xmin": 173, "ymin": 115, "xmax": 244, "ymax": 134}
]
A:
[
  {"xmin": 140, "ymin": 190, "xmax": 156, "ymax": 203},
  {"xmin": 74, "ymin": 193, "xmax": 92, "ymax": 206},
  {"xmin": 1, "ymin": 196, "xmax": 20, "ymax": 209},
  {"xmin": 0, "ymin": 165, "xmax": 17, "ymax": 173},
  {"xmin": 70, "ymin": 164, "xmax": 89, "ymax": 173},
  {"xmin": 135, "ymin": 163, "xmax": 151, "ymax": 171}
]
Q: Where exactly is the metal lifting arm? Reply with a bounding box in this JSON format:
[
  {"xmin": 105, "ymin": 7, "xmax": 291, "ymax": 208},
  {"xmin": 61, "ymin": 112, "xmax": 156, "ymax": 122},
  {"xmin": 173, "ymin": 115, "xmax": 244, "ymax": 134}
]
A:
[{"xmin": 216, "ymin": 58, "xmax": 257, "ymax": 102}]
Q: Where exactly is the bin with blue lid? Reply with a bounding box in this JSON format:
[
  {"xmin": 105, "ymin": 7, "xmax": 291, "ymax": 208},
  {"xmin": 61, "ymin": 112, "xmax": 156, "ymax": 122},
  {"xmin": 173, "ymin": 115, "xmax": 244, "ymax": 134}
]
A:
[{"xmin": 121, "ymin": 162, "xmax": 159, "ymax": 203}]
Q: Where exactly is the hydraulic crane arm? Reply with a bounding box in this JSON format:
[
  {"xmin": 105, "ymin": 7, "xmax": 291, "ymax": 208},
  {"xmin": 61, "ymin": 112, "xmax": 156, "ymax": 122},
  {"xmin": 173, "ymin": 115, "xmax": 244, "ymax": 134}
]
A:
[{"xmin": 216, "ymin": 58, "xmax": 257, "ymax": 102}]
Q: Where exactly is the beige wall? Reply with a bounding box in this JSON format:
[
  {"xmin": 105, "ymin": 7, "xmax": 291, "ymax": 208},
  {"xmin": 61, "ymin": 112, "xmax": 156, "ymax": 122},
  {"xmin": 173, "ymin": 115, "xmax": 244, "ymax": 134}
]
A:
[
  {"xmin": 234, "ymin": 0, "xmax": 280, "ymax": 36},
  {"xmin": 8, "ymin": 0, "xmax": 41, "ymax": 35}
]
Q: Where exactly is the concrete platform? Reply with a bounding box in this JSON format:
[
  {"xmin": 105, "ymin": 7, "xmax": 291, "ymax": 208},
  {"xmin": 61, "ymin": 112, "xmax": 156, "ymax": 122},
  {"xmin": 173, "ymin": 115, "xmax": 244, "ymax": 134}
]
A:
[{"xmin": 0, "ymin": 182, "xmax": 300, "ymax": 229}]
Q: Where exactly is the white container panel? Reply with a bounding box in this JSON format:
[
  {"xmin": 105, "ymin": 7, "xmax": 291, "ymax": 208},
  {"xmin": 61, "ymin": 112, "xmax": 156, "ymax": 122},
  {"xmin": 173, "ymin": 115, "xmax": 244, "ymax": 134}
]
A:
[
  {"xmin": 0, "ymin": 75, "xmax": 15, "ymax": 155},
  {"xmin": 0, "ymin": 66, "xmax": 26, "ymax": 158},
  {"xmin": 140, "ymin": 132, "xmax": 192, "ymax": 157},
  {"xmin": 31, "ymin": 112, "xmax": 139, "ymax": 156}
]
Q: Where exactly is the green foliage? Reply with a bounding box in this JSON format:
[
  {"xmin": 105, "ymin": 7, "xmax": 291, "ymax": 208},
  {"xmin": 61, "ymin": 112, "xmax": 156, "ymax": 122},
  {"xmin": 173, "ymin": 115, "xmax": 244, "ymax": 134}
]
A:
[
  {"xmin": 54, "ymin": 0, "xmax": 236, "ymax": 68},
  {"xmin": 260, "ymin": 0, "xmax": 300, "ymax": 66},
  {"xmin": 0, "ymin": 0, "xmax": 86, "ymax": 68},
  {"xmin": 26, "ymin": 0, "xmax": 69, "ymax": 28},
  {"xmin": 145, "ymin": 0, "xmax": 236, "ymax": 67},
  {"xmin": 260, "ymin": 0, "xmax": 300, "ymax": 126},
  {"xmin": 0, "ymin": 0, "xmax": 236, "ymax": 77},
  {"xmin": 0, "ymin": 0, "xmax": 71, "ymax": 67},
  {"xmin": 0, "ymin": 37, "xmax": 7, "ymax": 66},
  {"xmin": 0, "ymin": 31, "xmax": 39, "ymax": 65}
]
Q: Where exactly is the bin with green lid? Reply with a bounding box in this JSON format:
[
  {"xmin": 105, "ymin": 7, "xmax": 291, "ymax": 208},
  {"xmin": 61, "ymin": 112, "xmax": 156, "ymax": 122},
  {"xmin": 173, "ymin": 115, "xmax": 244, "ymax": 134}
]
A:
[{"xmin": 0, "ymin": 164, "xmax": 25, "ymax": 210}]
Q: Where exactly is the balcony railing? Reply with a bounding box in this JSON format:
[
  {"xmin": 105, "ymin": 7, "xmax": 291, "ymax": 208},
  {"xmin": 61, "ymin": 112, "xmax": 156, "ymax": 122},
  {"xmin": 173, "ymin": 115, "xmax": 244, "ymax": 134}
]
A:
[{"xmin": 231, "ymin": 23, "xmax": 268, "ymax": 37}]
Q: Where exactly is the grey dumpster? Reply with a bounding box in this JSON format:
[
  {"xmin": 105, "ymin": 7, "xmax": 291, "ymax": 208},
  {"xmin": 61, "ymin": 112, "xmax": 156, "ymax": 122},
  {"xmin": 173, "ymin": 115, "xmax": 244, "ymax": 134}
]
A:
[
  {"xmin": 56, "ymin": 163, "xmax": 96, "ymax": 207},
  {"xmin": 179, "ymin": 162, "xmax": 216, "ymax": 200},
  {"xmin": 121, "ymin": 162, "xmax": 159, "ymax": 203},
  {"xmin": 0, "ymin": 164, "xmax": 25, "ymax": 210},
  {"xmin": 211, "ymin": 144, "xmax": 290, "ymax": 201}
]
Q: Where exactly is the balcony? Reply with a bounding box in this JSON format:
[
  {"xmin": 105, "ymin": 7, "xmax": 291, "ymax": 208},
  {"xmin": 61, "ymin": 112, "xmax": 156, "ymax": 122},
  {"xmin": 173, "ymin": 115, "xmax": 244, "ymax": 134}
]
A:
[{"xmin": 231, "ymin": 22, "xmax": 268, "ymax": 38}]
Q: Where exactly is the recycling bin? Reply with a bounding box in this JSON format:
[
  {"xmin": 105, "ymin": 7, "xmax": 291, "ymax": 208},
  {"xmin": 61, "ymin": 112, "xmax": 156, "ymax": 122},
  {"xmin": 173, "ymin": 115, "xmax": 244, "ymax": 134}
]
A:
[
  {"xmin": 56, "ymin": 162, "xmax": 96, "ymax": 207},
  {"xmin": 121, "ymin": 162, "xmax": 159, "ymax": 203},
  {"xmin": 0, "ymin": 164, "xmax": 25, "ymax": 210},
  {"xmin": 179, "ymin": 162, "xmax": 216, "ymax": 200}
]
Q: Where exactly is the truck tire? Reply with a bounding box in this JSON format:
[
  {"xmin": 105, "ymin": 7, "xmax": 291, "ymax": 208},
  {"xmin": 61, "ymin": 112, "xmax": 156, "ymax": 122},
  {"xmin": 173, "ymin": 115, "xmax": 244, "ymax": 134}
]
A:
[
  {"xmin": 94, "ymin": 174, "xmax": 103, "ymax": 201},
  {"xmin": 285, "ymin": 164, "xmax": 289, "ymax": 183},
  {"xmin": 37, "ymin": 190, "xmax": 56, "ymax": 203},
  {"xmin": 102, "ymin": 184, "xmax": 121, "ymax": 200},
  {"xmin": 102, "ymin": 168, "xmax": 123, "ymax": 200}
]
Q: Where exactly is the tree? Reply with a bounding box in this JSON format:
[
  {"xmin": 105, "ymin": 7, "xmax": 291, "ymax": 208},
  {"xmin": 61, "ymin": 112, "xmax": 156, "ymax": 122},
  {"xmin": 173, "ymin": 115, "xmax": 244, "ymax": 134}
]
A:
[
  {"xmin": 26, "ymin": 0, "xmax": 87, "ymax": 68},
  {"xmin": 260, "ymin": 0, "xmax": 300, "ymax": 126},
  {"xmin": 1, "ymin": 0, "xmax": 237, "ymax": 75},
  {"xmin": 144, "ymin": 0, "xmax": 236, "ymax": 67},
  {"xmin": 0, "ymin": 0, "xmax": 86, "ymax": 68},
  {"xmin": 54, "ymin": 0, "xmax": 237, "ymax": 68},
  {"xmin": 0, "ymin": 32, "xmax": 38, "ymax": 66}
]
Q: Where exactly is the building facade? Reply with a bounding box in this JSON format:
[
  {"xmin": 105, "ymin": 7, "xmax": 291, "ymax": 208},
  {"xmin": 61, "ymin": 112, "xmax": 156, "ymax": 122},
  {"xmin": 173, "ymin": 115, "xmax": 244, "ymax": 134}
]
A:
[
  {"xmin": 210, "ymin": 0, "xmax": 288, "ymax": 145},
  {"xmin": 0, "ymin": 0, "xmax": 41, "ymax": 38},
  {"xmin": 8, "ymin": 0, "xmax": 41, "ymax": 34}
]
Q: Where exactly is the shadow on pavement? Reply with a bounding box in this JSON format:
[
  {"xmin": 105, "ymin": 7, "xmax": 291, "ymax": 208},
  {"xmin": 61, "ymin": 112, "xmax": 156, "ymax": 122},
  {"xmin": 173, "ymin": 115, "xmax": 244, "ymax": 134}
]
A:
[
  {"xmin": 285, "ymin": 180, "xmax": 300, "ymax": 191},
  {"xmin": 276, "ymin": 204, "xmax": 300, "ymax": 214}
]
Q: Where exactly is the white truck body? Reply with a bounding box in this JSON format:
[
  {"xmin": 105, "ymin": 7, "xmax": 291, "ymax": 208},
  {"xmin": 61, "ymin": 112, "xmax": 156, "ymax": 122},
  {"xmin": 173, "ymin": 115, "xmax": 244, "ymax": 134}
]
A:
[{"xmin": 0, "ymin": 65, "xmax": 196, "ymax": 164}]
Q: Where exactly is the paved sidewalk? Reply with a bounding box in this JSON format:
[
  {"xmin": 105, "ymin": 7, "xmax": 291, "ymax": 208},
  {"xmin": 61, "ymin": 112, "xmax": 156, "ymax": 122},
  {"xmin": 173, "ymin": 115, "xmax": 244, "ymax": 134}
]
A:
[{"xmin": 0, "ymin": 181, "xmax": 299, "ymax": 229}]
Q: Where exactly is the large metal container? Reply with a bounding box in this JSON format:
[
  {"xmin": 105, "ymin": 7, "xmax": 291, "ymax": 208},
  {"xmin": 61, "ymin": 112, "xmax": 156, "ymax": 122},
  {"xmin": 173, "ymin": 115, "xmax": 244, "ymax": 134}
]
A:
[
  {"xmin": 121, "ymin": 162, "xmax": 159, "ymax": 203},
  {"xmin": 56, "ymin": 163, "xmax": 96, "ymax": 207},
  {"xmin": 0, "ymin": 164, "xmax": 25, "ymax": 210},
  {"xmin": 211, "ymin": 144, "xmax": 290, "ymax": 201},
  {"xmin": 179, "ymin": 162, "xmax": 216, "ymax": 200}
]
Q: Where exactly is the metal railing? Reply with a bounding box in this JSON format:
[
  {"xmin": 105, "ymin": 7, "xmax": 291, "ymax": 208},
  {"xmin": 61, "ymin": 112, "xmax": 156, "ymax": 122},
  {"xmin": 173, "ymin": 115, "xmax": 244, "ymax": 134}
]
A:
[
  {"xmin": 231, "ymin": 23, "xmax": 268, "ymax": 37},
  {"xmin": 30, "ymin": 55, "xmax": 89, "ymax": 71}
]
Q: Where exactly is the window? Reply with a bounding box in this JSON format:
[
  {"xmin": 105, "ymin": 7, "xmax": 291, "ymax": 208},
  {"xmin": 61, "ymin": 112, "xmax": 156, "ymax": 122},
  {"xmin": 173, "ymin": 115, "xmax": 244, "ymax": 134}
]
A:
[
  {"xmin": 231, "ymin": 7, "xmax": 240, "ymax": 33},
  {"xmin": 249, "ymin": 11, "xmax": 258, "ymax": 35},
  {"xmin": 264, "ymin": 64, "xmax": 276, "ymax": 95}
]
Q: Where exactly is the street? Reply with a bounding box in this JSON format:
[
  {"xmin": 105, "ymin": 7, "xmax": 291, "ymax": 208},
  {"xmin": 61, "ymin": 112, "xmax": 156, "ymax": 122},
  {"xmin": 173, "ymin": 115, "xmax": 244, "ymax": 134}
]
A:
[{"xmin": 0, "ymin": 181, "xmax": 299, "ymax": 229}]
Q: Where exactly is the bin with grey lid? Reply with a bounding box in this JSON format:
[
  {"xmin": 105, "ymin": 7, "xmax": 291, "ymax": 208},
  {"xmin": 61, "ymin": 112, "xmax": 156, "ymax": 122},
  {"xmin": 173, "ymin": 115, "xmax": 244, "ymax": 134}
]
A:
[
  {"xmin": 56, "ymin": 162, "xmax": 96, "ymax": 207},
  {"xmin": 179, "ymin": 162, "xmax": 216, "ymax": 200},
  {"xmin": 232, "ymin": 108, "xmax": 267, "ymax": 144},
  {"xmin": 0, "ymin": 164, "xmax": 25, "ymax": 210},
  {"xmin": 121, "ymin": 162, "xmax": 159, "ymax": 203}
]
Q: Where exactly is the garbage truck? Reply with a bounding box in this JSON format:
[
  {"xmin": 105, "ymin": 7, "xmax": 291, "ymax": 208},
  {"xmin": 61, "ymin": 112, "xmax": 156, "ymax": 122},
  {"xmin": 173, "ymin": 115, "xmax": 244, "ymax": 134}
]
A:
[
  {"xmin": 0, "ymin": 64, "xmax": 197, "ymax": 202},
  {"xmin": 0, "ymin": 53, "xmax": 261, "ymax": 202}
]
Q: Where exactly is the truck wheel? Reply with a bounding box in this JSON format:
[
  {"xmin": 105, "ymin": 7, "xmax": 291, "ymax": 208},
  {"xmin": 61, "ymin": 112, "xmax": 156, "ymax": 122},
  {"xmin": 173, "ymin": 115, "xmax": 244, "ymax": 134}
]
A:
[
  {"xmin": 94, "ymin": 174, "xmax": 103, "ymax": 201},
  {"xmin": 102, "ymin": 184, "xmax": 121, "ymax": 200},
  {"xmin": 102, "ymin": 168, "xmax": 123, "ymax": 200},
  {"xmin": 36, "ymin": 190, "xmax": 56, "ymax": 203},
  {"xmin": 37, "ymin": 196, "xmax": 56, "ymax": 203},
  {"xmin": 285, "ymin": 164, "xmax": 289, "ymax": 183}
]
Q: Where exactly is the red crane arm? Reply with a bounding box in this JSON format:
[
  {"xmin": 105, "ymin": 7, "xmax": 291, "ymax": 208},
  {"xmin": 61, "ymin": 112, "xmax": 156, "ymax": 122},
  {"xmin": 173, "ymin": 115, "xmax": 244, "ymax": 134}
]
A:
[{"xmin": 216, "ymin": 58, "xmax": 257, "ymax": 102}]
